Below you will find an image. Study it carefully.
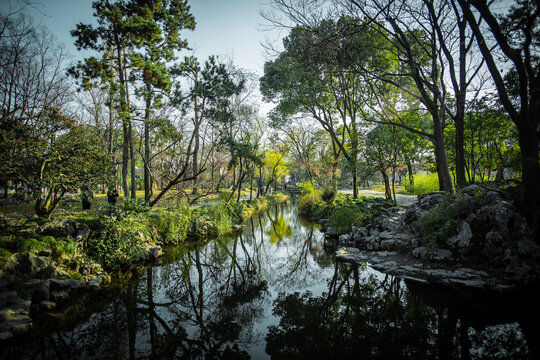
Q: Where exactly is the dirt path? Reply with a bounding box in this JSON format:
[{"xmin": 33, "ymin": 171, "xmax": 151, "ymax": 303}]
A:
[{"xmin": 339, "ymin": 189, "xmax": 417, "ymax": 207}]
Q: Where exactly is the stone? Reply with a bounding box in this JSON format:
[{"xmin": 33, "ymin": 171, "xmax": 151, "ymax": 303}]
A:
[
  {"xmin": 40, "ymin": 218, "xmax": 90, "ymax": 241},
  {"xmin": 39, "ymin": 300, "xmax": 56, "ymax": 311},
  {"xmin": 148, "ymin": 246, "xmax": 163, "ymax": 259},
  {"xmin": 457, "ymin": 221, "xmax": 472, "ymax": 248},
  {"xmin": 25, "ymin": 253, "xmax": 53, "ymax": 274},
  {"xmin": 418, "ymin": 193, "xmax": 444, "ymax": 210},
  {"xmin": 461, "ymin": 184, "xmax": 486, "ymax": 197},
  {"xmin": 50, "ymin": 290, "xmax": 69, "ymax": 301},
  {"xmin": 380, "ymin": 239, "xmax": 396, "ymax": 250},
  {"xmin": 379, "ymin": 231, "xmax": 394, "ymax": 240}
]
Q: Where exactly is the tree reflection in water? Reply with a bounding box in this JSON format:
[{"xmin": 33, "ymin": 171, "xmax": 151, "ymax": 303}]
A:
[{"xmin": 0, "ymin": 201, "xmax": 535, "ymax": 359}]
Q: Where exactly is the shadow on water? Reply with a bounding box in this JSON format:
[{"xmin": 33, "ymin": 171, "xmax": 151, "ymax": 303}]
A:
[{"xmin": 1, "ymin": 200, "xmax": 538, "ymax": 359}]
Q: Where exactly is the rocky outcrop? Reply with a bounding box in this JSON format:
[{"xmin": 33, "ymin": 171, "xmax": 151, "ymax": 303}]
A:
[
  {"xmin": 333, "ymin": 185, "xmax": 540, "ymax": 286},
  {"xmin": 39, "ymin": 219, "xmax": 90, "ymax": 241},
  {"xmin": 336, "ymin": 247, "xmax": 513, "ymax": 291}
]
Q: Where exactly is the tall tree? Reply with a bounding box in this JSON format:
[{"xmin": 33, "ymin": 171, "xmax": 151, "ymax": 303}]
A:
[{"xmin": 456, "ymin": 0, "xmax": 540, "ymax": 227}]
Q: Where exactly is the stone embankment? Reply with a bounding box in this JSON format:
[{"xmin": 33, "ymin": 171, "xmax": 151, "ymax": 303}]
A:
[
  {"xmin": 0, "ymin": 218, "xmax": 163, "ymax": 341},
  {"xmin": 332, "ymin": 185, "xmax": 540, "ymax": 290}
]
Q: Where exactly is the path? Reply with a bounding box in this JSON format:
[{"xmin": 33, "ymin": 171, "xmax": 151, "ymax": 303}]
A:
[{"xmin": 339, "ymin": 189, "xmax": 417, "ymax": 207}]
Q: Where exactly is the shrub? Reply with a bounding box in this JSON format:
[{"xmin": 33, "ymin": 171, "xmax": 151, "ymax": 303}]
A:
[
  {"xmin": 86, "ymin": 217, "xmax": 150, "ymax": 270},
  {"xmin": 218, "ymin": 191, "xmax": 233, "ymax": 202},
  {"xmin": 50, "ymin": 238, "xmax": 77, "ymax": 258},
  {"xmin": 16, "ymin": 237, "xmax": 47, "ymax": 253},
  {"xmin": 321, "ymin": 187, "xmax": 337, "ymax": 204},
  {"xmin": 421, "ymin": 194, "xmax": 477, "ymax": 247},
  {"xmin": 403, "ymin": 173, "xmax": 440, "ymax": 195},
  {"xmin": 328, "ymin": 205, "xmax": 365, "ymax": 235},
  {"xmin": 151, "ymin": 207, "xmax": 191, "ymax": 245}
]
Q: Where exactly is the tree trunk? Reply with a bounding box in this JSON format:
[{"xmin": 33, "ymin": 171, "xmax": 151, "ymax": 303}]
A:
[
  {"xmin": 192, "ymin": 92, "xmax": 200, "ymax": 195},
  {"xmin": 144, "ymin": 84, "xmax": 152, "ymax": 203},
  {"xmin": 381, "ymin": 171, "xmax": 391, "ymax": 201},
  {"xmin": 433, "ymin": 122, "xmax": 454, "ymax": 192},
  {"xmin": 126, "ymin": 69, "xmax": 136, "ymax": 200},
  {"xmin": 406, "ymin": 160, "xmax": 414, "ymax": 194}
]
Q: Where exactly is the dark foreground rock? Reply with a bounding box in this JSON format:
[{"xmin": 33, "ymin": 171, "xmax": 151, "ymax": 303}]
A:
[{"xmin": 0, "ymin": 276, "xmax": 106, "ymax": 341}]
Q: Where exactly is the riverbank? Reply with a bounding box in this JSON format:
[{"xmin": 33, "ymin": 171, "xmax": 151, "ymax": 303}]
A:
[
  {"xmin": 0, "ymin": 193, "xmax": 289, "ymax": 340},
  {"xmin": 329, "ymin": 184, "xmax": 540, "ymax": 292}
]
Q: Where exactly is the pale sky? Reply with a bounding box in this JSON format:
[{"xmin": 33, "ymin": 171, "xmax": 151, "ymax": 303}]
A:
[{"xmin": 4, "ymin": 0, "xmax": 282, "ymax": 76}]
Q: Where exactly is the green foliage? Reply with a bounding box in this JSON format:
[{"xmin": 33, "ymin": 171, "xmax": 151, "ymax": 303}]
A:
[
  {"xmin": 151, "ymin": 207, "xmax": 192, "ymax": 245},
  {"xmin": 218, "ymin": 191, "xmax": 233, "ymax": 202},
  {"xmin": 328, "ymin": 205, "xmax": 365, "ymax": 235},
  {"xmin": 16, "ymin": 237, "xmax": 47, "ymax": 253},
  {"xmin": 321, "ymin": 187, "xmax": 336, "ymax": 204},
  {"xmin": 86, "ymin": 218, "xmax": 150, "ymax": 270},
  {"xmin": 421, "ymin": 194, "xmax": 481, "ymax": 247},
  {"xmin": 403, "ymin": 173, "xmax": 440, "ymax": 195},
  {"xmin": 50, "ymin": 238, "xmax": 76, "ymax": 258}
]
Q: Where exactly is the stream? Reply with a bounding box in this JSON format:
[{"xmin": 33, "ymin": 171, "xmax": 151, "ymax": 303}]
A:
[{"xmin": 1, "ymin": 200, "xmax": 538, "ymax": 359}]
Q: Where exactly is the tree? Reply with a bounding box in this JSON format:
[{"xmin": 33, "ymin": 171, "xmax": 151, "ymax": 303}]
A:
[
  {"xmin": 1, "ymin": 108, "xmax": 112, "ymax": 217},
  {"xmin": 456, "ymin": 0, "xmax": 540, "ymax": 227},
  {"xmin": 126, "ymin": 0, "xmax": 195, "ymax": 202}
]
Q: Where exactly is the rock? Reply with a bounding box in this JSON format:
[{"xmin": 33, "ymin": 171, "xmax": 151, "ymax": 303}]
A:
[
  {"xmin": 380, "ymin": 239, "xmax": 396, "ymax": 250},
  {"xmin": 461, "ymin": 184, "xmax": 486, "ymax": 197},
  {"xmin": 148, "ymin": 246, "xmax": 163, "ymax": 259},
  {"xmin": 25, "ymin": 253, "xmax": 53, "ymax": 274},
  {"xmin": 40, "ymin": 219, "xmax": 90, "ymax": 241},
  {"xmin": 456, "ymin": 221, "xmax": 472, "ymax": 248},
  {"xmin": 412, "ymin": 246, "xmax": 452, "ymax": 261},
  {"xmin": 38, "ymin": 249, "xmax": 52, "ymax": 257},
  {"xmin": 39, "ymin": 300, "xmax": 56, "ymax": 311},
  {"xmin": 0, "ymin": 291, "xmax": 18, "ymax": 307},
  {"xmin": 50, "ymin": 290, "xmax": 69, "ymax": 301},
  {"xmin": 418, "ymin": 193, "xmax": 444, "ymax": 210}
]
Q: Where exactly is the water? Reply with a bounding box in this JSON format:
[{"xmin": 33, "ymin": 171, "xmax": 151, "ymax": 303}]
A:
[{"xmin": 1, "ymin": 201, "xmax": 538, "ymax": 359}]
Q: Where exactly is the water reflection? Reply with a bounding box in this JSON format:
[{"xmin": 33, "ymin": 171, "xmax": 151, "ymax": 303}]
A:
[{"xmin": 1, "ymin": 201, "xmax": 536, "ymax": 359}]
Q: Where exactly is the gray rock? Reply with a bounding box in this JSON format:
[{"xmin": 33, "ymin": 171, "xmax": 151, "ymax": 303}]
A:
[
  {"xmin": 380, "ymin": 239, "xmax": 396, "ymax": 250},
  {"xmin": 380, "ymin": 231, "xmax": 393, "ymax": 240},
  {"xmin": 461, "ymin": 184, "xmax": 486, "ymax": 197},
  {"xmin": 39, "ymin": 300, "xmax": 56, "ymax": 311},
  {"xmin": 25, "ymin": 253, "xmax": 53, "ymax": 274},
  {"xmin": 50, "ymin": 290, "xmax": 69, "ymax": 301},
  {"xmin": 418, "ymin": 193, "xmax": 444, "ymax": 210},
  {"xmin": 40, "ymin": 219, "xmax": 90, "ymax": 241},
  {"xmin": 457, "ymin": 221, "xmax": 472, "ymax": 248},
  {"xmin": 412, "ymin": 246, "xmax": 452, "ymax": 261}
]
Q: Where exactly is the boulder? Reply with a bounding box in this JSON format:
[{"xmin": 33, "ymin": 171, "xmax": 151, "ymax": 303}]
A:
[
  {"xmin": 456, "ymin": 221, "xmax": 472, "ymax": 248},
  {"xmin": 40, "ymin": 219, "xmax": 90, "ymax": 241},
  {"xmin": 412, "ymin": 246, "xmax": 452, "ymax": 261},
  {"xmin": 418, "ymin": 193, "xmax": 444, "ymax": 210}
]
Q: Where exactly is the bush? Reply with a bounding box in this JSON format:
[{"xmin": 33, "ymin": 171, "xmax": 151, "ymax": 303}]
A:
[
  {"xmin": 328, "ymin": 205, "xmax": 365, "ymax": 235},
  {"xmin": 403, "ymin": 173, "xmax": 440, "ymax": 195},
  {"xmin": 16, "ymin": 237, "xmax": 47, "ymax": 253},
  {"xmin": 151, "ymin": 206, "xmax": 191, "ymax": 245},
  {"xmin": 421, "ymin": 194, "xmax": 477, "ymax": 247},
  {"xmin": 50, "ymin": 238, "xmax": 76, "ymax": 258},
  {"xmin": 86, "ymin": 217, "xmax": 150, "ymax": 270},
  {"xmin": 218, "ymin": 191, "xmax": 233, "ymax": 202},
  {"xmin": 321, "ymin": 187, "xmax": 336, "ymax": 204}
]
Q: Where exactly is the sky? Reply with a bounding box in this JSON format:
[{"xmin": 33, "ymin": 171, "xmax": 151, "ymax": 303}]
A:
[
  {"xmin": 12, "ymin": 0, "xmax": 282, "ymax": 74},
  {"xmin": 1, "ymin": 0, "xmax": 285, "ymax": 112}
]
